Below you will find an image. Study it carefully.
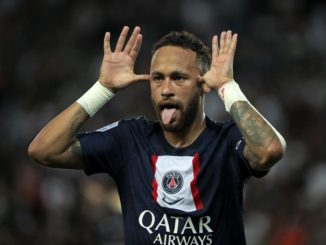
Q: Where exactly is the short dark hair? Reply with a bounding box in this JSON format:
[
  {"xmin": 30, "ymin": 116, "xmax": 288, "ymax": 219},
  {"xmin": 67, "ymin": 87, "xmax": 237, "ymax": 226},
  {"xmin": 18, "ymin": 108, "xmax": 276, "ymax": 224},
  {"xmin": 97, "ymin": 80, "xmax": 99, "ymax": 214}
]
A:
[{"xmin": 152, "ymin": 31, "xmax": 211, "ymax": 75}]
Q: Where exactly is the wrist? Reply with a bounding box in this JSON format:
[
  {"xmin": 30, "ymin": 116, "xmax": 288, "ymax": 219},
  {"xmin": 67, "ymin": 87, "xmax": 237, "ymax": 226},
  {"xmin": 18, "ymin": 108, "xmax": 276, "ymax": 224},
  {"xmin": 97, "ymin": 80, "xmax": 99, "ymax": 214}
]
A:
[
  {"xmin": 217, "ymin": 80, "xmax": 248, "ymax": 112},
  {"xmin": 76, "ymin": 81, "xmax": 115, "ymax": 117},
  {"xmin": 98, "ymin": 77, "xmax": 118, "ymax": 93}
]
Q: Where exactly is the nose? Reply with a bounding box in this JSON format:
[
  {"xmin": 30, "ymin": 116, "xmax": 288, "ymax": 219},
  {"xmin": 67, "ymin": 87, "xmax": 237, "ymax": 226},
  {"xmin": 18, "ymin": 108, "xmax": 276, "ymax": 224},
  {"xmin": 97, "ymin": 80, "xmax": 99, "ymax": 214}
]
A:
[{"xmin": 161, "ymin": 78, "xmax": 174, "ymax": 98}]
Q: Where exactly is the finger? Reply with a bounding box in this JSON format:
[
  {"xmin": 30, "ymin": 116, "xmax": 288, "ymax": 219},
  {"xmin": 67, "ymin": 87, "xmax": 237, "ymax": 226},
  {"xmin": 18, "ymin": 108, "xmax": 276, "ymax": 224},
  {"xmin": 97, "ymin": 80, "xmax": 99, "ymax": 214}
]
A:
[
  {"xmin": 197, "ymin": 76, "xmax": 211, "ymax": 94},
  {"xmin": 225, "ymin": 30, "xmax": 232, "ymax": 51},
  {"xmin": 124, "ymin": 26, "xmax": 141, "ymax": 54},
  {"xmin": 103, "ymin": 32, "xmax": 111, "ymax": 54},
  {"xmin": 197, "ymin": 75, "xmax": 204, "ymax": 84},
  {"xmin": 212, "ymin": 35, "xmax": 219, "ymax": 57},
  {"xmin": 219, "ymin": 31, "xmax": 226, "ymax": 53},
  {"xmin": 130, "ymin": 34, "xmax": 143, "ymax": 61},
  {"xmin": 133, "ymin": 74, "xmax": 151, "ymax": 82},
  {"xmin": 230, "ymin": 33, "xmax": 238, "ymax": 56},
  {"xmin": 202, "ymin": 83, "xmax": 211, "ymax": 93},
  {"xmin": 115, "ymin": 26, "xmax": 129, "ymax": 52}
]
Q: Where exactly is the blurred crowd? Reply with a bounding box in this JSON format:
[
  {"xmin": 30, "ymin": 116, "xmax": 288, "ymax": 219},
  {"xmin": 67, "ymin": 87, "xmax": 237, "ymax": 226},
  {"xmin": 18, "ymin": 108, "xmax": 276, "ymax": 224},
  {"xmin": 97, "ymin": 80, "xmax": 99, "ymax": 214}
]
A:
[{"xmin": 0, "ymin": 0, "xmax": 325, "ymax": 244}]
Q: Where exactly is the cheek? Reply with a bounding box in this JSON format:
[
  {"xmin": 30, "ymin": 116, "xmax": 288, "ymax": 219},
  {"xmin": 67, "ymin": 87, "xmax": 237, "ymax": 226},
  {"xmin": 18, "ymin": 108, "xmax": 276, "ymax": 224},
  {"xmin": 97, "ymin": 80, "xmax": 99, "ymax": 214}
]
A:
[
  {"xmin": 181, "ymin": 91, "xmax": 201, "ymax": 109},
  {"xmin": 150, "ymin": 81, "xmax": 160, "ymax": 92},
  {"xmin": 150, "ymin": 85, "xmax": 156, "ymax": 92},
  {"xmin": 179, "ymin": 86, "xmax": 200, "ymax": 102},
  {"xmin": 150, "ymin": 87, "xmax": 160, "ymax": 105}
]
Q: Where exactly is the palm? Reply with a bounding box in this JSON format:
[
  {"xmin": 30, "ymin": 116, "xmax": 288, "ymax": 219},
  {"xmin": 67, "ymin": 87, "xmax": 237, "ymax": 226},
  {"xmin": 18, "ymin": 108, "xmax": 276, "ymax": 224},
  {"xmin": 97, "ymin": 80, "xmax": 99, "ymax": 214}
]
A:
[
  {"xmin": 99, "ymin": 26, "xmax": 150, "ymax": 93},
  {"xmin": 100, "ymin": 52, "xmax": 136, "ymax": 90},
  {"xmin": 202, "ymin": 31, "xmax": 237, "ymax": 91}
]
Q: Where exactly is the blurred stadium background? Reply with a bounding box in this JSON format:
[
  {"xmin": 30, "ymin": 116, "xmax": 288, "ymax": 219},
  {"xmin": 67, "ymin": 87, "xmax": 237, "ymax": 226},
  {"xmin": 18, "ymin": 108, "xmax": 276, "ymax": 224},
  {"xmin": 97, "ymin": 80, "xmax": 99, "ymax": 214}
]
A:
[{"xmin": 0, "ymin": 0, "xmax": 325, "ymax": 244}]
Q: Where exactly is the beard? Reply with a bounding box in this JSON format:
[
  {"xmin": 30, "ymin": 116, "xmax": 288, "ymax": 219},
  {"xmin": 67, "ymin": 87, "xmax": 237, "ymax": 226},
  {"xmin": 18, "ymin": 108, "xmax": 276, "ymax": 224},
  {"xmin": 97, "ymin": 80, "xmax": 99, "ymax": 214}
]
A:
[{"xmin": 152, "ymin": 92, "xmax": 201, "ymax": 132}]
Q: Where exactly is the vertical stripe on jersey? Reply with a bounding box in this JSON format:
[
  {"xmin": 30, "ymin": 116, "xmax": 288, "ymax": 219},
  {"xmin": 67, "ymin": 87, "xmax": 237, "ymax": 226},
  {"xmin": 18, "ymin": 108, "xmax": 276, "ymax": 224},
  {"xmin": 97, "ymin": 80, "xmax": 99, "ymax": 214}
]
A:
[
  {"xmin": 190, "ymin": 153, "xmax": 203, "ymax": 210},
  {"xmin": 151, "ymin": 155, "xmax": 158, "ymax": 203}
]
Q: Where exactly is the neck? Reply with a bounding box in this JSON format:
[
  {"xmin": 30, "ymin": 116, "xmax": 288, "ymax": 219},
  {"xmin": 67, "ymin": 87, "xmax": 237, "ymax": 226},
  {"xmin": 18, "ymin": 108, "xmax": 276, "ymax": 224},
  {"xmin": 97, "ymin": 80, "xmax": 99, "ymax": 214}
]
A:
[{"xmin": 163, "ymin": 113, "xmax": 206, "ymax": 148}]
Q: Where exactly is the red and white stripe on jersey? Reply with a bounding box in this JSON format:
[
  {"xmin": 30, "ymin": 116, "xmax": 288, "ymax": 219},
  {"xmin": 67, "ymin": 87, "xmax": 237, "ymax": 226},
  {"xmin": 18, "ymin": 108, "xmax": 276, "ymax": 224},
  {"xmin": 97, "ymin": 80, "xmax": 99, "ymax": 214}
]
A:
[{"xmin": 151, "ymin": 153, "xmax": 203, "ymax": 212}]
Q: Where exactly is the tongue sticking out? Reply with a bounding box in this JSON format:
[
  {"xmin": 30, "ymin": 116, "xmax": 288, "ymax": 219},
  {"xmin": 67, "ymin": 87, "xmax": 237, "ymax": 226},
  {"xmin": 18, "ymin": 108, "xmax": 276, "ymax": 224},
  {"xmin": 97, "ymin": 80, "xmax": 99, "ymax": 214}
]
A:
[{"xmin": 161, "ymin": 108, "xmax": 177, "ymax": 125}]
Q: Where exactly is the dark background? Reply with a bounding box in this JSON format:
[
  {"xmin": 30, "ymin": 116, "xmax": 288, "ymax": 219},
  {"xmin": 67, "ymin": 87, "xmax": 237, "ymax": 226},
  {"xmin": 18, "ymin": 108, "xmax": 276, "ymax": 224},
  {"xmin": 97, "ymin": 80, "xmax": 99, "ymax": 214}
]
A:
[{"xmin": 0, "ymin": 0, "xmax": 325, "ymax": 244}]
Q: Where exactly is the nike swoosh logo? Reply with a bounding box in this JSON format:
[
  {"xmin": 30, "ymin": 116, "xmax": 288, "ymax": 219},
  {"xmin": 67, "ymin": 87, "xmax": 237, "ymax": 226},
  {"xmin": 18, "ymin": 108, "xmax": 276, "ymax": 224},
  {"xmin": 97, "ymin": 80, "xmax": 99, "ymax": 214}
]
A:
[
  {"xmin": 235, "ymin": 139, "xmax": 243, "ymax": 150},
  {"xmin": 162, "ymin": 194, "xmax": 184, "ymax": 205}
]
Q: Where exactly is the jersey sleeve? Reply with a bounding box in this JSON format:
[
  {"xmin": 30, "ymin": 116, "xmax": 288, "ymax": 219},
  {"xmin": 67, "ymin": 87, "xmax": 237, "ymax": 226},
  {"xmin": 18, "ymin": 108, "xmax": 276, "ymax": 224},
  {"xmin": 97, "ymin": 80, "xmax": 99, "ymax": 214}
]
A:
[
  {"xmin": 227, "ymin": 123, "xmax": 269, "ymax": 180},
  {"xmin": 77, "ymin": 121, "xmax": 126, "ymax": 178}
]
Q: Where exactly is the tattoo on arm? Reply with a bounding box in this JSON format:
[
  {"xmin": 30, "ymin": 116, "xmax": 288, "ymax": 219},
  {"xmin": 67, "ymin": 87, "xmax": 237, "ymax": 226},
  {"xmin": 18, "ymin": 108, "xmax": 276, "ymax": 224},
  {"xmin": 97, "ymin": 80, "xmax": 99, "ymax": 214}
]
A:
[
  {"xmin": 45, "ymin": 138, "xmax": 83, "ymax": 169},
  {"xmin": 67, "ymin": 109, "xmax": 86, "ymax": 161},
  {"xmin": 59, "ymin": 139, "xmax": 83, "ymax": 169},
  {"xmin": 230, "ymin": 101, "xmax": 277, "ymax": 149},
  {"xmin": 70, "ymin": 109, "xmax": 88, "ymax": 137},
  {"xmin": 70, "ymin": 139, "xmax": 82, "ymax": 157},
  {"xmin": 230, "ymin": 101, "xmax": 282, "ymax": 169}
]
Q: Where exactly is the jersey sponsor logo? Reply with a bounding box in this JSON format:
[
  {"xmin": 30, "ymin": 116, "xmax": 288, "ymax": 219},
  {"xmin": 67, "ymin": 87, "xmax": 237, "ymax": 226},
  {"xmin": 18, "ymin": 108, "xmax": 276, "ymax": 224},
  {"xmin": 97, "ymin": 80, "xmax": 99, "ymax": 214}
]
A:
[
  {"xmin": 151, "ymin": 154, "xmax": 203, "ymax": 212},
  {"xmin": 138, "ymin": 210, "xmax": 213, "ymax": 245}
]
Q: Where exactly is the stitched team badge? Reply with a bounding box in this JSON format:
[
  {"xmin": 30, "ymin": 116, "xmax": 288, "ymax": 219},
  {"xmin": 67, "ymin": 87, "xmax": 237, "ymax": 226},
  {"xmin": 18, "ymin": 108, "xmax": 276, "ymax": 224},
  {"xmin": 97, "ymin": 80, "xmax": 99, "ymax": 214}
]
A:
[
  {"xmin": 151, "ymin": 154, "xmax": 203, "ymax": 212},
  {"xmin": 162, "ymin": 171, "xmax": 184, "ymax": 194}
]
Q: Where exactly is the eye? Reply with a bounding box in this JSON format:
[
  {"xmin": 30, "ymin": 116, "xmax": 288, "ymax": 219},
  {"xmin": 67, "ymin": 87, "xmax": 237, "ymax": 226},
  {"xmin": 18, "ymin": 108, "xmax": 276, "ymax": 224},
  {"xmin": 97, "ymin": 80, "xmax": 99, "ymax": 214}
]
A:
[
  {"xmin": 153, "ymin": 76, "xmax": 162, "ymax": 80},
  {"xmin": 171, "ymin": 75, "xmax": 184, "ymax": 81},
  {"xmin": 151, "ymin": 75, "xmax": 164, "ymax": 83}
]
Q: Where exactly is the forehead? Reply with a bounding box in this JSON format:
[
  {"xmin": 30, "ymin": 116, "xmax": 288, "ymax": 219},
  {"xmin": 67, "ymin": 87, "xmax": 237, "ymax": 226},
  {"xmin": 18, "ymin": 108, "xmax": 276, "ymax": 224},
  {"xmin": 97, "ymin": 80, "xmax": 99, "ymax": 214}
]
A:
[{"xmin": 150, "ymin": 46, "xmax": 198, "ymax": 73}]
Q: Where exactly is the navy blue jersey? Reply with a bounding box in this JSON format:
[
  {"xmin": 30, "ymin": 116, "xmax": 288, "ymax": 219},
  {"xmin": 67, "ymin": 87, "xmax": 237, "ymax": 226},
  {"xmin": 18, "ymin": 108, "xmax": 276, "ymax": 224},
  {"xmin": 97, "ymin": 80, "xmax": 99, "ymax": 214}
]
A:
[{"xmin": 77, "ymin": 117, "xmax": 267, "ymax": 245}]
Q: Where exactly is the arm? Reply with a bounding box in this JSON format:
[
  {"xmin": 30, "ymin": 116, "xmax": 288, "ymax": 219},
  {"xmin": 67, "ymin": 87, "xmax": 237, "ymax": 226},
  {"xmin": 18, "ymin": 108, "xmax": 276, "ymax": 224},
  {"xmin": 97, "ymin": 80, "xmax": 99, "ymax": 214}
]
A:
[
  {"xmin": 200, "ymin": 30, "xmax": 286, "ymax": 171},
  {"xmin": 231, "ymin": 101, "xmax": 285, "ymax": 170},
  {"xmin": 28, "ymin": 103, "xmax": 88, "ymax": 169},
  {"xmin": 28, "ymin": 26, "xmax": 150, "ymax": 169}
]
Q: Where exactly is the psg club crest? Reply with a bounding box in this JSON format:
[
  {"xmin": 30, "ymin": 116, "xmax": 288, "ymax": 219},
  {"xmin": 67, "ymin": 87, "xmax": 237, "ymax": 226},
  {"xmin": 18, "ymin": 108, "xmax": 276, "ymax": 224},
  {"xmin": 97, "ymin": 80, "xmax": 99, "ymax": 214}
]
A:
[{"xmin": 162, "ymin": 171, "xmax": 184, "ymax": 195}]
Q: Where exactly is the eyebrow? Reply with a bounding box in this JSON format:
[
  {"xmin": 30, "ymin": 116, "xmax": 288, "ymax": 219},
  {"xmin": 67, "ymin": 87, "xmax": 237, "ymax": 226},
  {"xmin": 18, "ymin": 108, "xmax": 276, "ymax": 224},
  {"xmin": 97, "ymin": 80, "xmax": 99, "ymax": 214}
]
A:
[{"xmin": 150, "ymin": 71, "xmax": 189, "ymax": 77}]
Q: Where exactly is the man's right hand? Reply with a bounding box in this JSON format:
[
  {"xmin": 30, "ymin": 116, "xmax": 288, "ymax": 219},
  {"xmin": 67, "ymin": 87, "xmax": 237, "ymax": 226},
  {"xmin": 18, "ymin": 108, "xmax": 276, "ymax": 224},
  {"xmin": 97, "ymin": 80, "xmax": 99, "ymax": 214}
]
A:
[
  {"xmin": 28, "ymin": 26, "xmax": 151, "ymax": 169},
  {"xmin": 99, "ymin": 26, "xmax": 150, "ymax": 93}
]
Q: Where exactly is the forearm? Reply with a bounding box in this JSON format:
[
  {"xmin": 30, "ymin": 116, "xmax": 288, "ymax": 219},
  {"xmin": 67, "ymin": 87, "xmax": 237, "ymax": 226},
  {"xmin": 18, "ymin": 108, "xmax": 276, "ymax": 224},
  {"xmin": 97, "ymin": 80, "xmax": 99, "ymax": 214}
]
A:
[
  {"xmin": 28, "ymin": 103, "xmax": 89, "ymax": 165},
  {"xmin": 28, "ymin": 27, "xmax": 146, "ymax": 168},
  {"xmin": 218, "ymin": 81, "xmax": 286, "ymax": 170},
  {"xmin": 202, "ymin": 30, "xmax": 285, "ymax": 169},
  {"xmin": 230, "ymin": 101, "xmax": 285, "ymax": 169},
  {"xmin": 28, "ymin": 80, "xmax": 115, "ymax": 167}
]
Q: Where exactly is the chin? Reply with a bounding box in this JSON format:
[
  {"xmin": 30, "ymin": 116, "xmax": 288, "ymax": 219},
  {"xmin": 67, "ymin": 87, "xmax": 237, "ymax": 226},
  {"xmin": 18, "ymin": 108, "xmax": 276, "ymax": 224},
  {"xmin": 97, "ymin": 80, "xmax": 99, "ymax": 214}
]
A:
[
  {"xmin": 162, "ymin": 124, "xmax": 179, "ymax": 132},
  {"xmin": 160, "ymin": 118, "xmax": 189, "ymax": 132},
  {"xmin": 160, "ymin": 121, "xmax": 178, "ymax": 132}
]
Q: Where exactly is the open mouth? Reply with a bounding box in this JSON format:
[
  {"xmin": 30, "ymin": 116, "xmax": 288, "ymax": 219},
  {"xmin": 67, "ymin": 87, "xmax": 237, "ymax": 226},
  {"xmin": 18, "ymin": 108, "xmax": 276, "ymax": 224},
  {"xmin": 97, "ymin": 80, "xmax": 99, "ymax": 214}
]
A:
[
  {"xmin": 159, "ymin": 103, "xmax": 180, "ymax": 111},
  {"xmin": 159, "ymin": 103, "xmax": 180, "ymax": 125}
]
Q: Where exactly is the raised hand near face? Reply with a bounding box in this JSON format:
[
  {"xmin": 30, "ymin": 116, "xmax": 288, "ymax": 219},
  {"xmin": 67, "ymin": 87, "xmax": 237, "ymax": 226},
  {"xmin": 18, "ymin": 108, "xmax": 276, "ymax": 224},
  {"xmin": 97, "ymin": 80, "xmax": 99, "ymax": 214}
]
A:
[
  {"xmin": 200, "ymin": 30, "xmax": 238, "ymax": 92},
  {"xmin": 99, "ymin": 26, "xmax": 150, "ymax": 93}
]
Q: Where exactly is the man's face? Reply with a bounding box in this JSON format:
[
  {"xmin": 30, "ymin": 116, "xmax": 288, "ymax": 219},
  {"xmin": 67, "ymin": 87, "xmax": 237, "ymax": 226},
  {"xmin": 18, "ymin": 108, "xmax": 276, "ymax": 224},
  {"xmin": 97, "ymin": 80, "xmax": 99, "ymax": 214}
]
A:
[{"xmin": 150, "ymin": 46, "xmax": 203, "ymax": 132}]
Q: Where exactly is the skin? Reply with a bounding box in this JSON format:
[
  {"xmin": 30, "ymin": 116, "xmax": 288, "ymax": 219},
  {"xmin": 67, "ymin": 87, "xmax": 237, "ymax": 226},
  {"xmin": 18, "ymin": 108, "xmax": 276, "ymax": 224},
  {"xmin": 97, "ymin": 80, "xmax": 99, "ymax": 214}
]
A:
[
  {"xmin": 150, "ymin": 46, "xmax": 206, "ymax": 147},
  {"xmin": 28, "ymin": 26, "xmax": 285, "ymax": 172},
  {"xmin": 28, "ymin": 26, "xmax": 149, "ymax": 169},
  {"xmin": 201, "ymin": 31, "xmax": 285, "ymax": 170}
]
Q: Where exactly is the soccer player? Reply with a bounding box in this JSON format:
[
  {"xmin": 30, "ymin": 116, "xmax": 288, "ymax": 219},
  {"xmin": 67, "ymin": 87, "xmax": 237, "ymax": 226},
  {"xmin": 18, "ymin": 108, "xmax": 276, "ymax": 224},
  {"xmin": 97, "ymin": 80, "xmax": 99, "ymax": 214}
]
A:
[{"xmin": 28, "ymin": 26, "xmax": 286, "ymax": 244}]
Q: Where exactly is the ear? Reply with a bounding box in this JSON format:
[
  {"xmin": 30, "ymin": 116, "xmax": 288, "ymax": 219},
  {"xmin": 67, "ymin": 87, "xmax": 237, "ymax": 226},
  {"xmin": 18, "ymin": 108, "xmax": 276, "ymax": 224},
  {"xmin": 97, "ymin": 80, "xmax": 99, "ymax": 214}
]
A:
[{"xmin": 197, "ymin": 76, "xmax": 211, "ymax": 94}]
